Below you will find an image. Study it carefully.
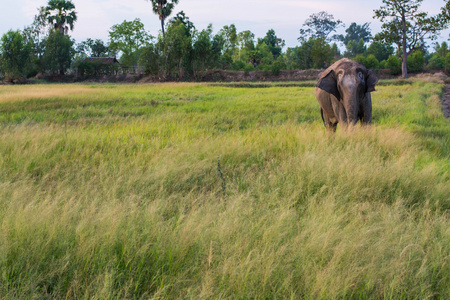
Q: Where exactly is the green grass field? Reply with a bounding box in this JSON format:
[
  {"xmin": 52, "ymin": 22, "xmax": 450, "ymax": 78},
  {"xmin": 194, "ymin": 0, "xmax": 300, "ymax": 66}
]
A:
[{"xmin": 0, "ymin": 81, "xmax": 449, "ymax": 299}]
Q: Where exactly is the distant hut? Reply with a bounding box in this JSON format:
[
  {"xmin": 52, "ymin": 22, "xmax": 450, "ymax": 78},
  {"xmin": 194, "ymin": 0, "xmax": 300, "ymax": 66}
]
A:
[{"xmin": 78, "ymin": 57, "xmax": 122, "ymax": 76}]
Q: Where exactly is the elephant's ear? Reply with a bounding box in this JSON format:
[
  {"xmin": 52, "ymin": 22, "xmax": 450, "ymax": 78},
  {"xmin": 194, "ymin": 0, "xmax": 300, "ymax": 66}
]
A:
[
  {"xmin": 316, "ymin": 69, "xmax": 340, "ymax": 100},
  {"xmin": 366, "ymin": 69, "xmax": 379, "ymax": 93}
]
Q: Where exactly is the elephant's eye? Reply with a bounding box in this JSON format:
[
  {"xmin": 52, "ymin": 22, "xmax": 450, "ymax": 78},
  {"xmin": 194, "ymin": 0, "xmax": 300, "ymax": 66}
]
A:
[{"xmin": 357, "ymin": 72, "xmax": 364, "ymax": 81}]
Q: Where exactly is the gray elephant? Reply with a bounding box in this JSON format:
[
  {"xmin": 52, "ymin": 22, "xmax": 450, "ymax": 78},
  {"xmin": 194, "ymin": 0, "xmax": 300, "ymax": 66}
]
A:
[{"xmin": 315, "ymin": 58, "xmax": 378, "ymax": 132}]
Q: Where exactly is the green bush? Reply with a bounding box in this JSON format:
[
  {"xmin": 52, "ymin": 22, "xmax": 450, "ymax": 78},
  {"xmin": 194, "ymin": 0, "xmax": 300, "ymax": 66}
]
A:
[
  {"xmin": 76, "ymin": 60, "xmax": 119, "ymax": 77},
  {"xmin": 387, "ymin": 55, "xmax": 402, "ymax": 75},
  {"xmin": 231, "ymin": 60, "xmax": 246, "ymax": 71},
  {"xmin": 379, "ymin": 60, "xmax": 387, "ymax": 69},
  {"xmin": 445, "ymin": 52, "xmax": 450, "ymax": 73},
  {"xmin": 365, "ymin": 54, "xmax": 379, "ymax": 70},
  {"xmin": 353, "ymin": 54, "xmax": 366, "ymax": 66},
  {"xmin": 426, "ymin": 54, "xmax": 444, "ymax": 70},
  {"xmin": 271, "ymin": 56, "xmax": 286, "ymax": 76},
  {"xmin": 244, "ymin": 64, "xmax": 254, "ymax": 75},
  {"xmin": 407, "ymin": 50, "xmax": 424, "ymax": 73}
]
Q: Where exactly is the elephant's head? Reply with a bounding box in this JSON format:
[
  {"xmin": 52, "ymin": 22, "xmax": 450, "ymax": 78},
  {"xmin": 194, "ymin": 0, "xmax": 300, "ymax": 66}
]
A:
[{"xmin": 317, "ymin": 59, "xmax": 378, "ymax": 125}]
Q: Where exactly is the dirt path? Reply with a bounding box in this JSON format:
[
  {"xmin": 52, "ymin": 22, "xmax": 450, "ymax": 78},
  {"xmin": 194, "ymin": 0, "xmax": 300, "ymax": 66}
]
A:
[{"xmin": 443, "ymin": 85, "xmax": 450, "ymax": 118}]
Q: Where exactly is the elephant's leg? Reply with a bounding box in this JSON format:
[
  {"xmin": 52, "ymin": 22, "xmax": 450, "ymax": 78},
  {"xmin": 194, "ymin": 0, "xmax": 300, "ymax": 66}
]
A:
[
  {"xmin": 321, "ymin": 108, "xmax": 338, "ymax": 132},
  {"xmin": 331, "ymin": 98, "xmax": 347, "ymax": 129},
  {"xmin": 359, "ymin": 92, "xmax": 372, "ymax": 125}
]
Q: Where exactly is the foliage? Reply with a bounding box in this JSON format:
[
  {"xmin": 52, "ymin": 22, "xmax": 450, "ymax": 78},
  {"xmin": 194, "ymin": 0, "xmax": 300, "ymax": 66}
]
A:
[
  {"xmin": 299, "ymin": 11, "xmax": 343, "ymax": 41},
  {"xmin": 108, "ymin": 18, "xmax": 152, "ymax": 67},
  {"xmin": 445, "ymin": 52, "xmax": 450, "ymax": 72},
  {"xmin": 259, "ymin": 29, "xmax": 285, "ymax": 58},
  {"xmin": 77, "ymin": 38, "xmax": 109, "ymax": 57},
  {"xmin": 44, "ymin": 0, "xmax": 77, "ymax": 35},
  {"xmin": 366, "ymin": 40, "xmax": 394, "ymax": 61},
  {"xmin": 158, "ymin": 21, "xmax": 192, "ymax": 79},
  {"xmin": 407, "ymin": 50, "xmax": 425, "ymax": 73},
  {"xmin": 76, "ymin": 60, "xmax": 120, "ymax": 77},
  {"xmin": 345, "ymin": 38, "xmax": 366, "ymax": 57},
  {"xmin": 286, "ymin": 36, "xmax": 333, "ymax": 70},
  {"xmin": 271, "ymin": 56, "xmax": 286, "ymax": 75},
  {"xmin": 310, "ymin": 36, "xmax": 333, "ymax": 68},
  {"xmin": 192, "ymin": 26, "xmax": 215, "ymax": 78},
  {"xmin": 0, "ymin": 30, "xmax": 32, "ymax": 81},
  {"xmin": 386, "ymin": 54, "xmax": 402, "ymax": 75},
  {"xmin": 139, "ymin": 44, "xmax": 160, "ymax": 76},
  {"xmin": 0, "ymin": 82, "xmax": 448, "ymax": 298},
  {"xmin": 426, "ymin": 54, "xmax": 444, "ymax": 70},
  {"xmin": 373, "ymin": 0, "xmax": 449, "ymax": 78},
  {"xmin": 146, "ymin": 0, "xmax": 179, "ymax": 35},
  {"xmin": 338, "ymin": 22, "xmax": 372, "ymax": 45},
  {"xmin": 41, "ymin": 29, "xmax": 74, "ymax": 75},
  {"xmin": 435, "ymin": 41, "xmax": 449, "ymax": 57}
]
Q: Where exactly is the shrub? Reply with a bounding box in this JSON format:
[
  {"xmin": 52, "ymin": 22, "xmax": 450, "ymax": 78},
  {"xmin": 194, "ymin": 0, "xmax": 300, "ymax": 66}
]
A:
[
  {"xmin": 231, "ymin": 60, "xmax": 246, "ymax": 71},
  {"xmin": 379, "ymin": 60, "xmax": 387, "ymax": 69},
  {"xmin": 271, "ymin": 56, "xmax": 286, "ymax": 76},
  {"xmin": 244, "ymin": 64, "xmax": 254, "ymax": 75},
  {"xmin": 426, "ymin": 54, "xmax": 444, "ymax": 70},
  {"xmin": 353, "ymin": 54, "xmax": 367, "ymax": 67},
  {"xmin": 407, "ymin": 50, "xmax": 424, "ymax": 73},
  {"xmin": 386, "ymin": 55, "xmax": 402, "ymax": 75},
  {"xmin": 365, "ymin": 54, "xmax": 380, "ymax": 70},
  {"xmin": 445, "ymin": 52, "xmax": 450, "ymax": 73}
]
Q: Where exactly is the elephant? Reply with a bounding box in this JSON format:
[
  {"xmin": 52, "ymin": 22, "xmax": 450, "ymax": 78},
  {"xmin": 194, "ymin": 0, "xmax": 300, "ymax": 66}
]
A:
[{"xmin": 315, "ymin": 58, "xmax": 378, "ymax": 132}]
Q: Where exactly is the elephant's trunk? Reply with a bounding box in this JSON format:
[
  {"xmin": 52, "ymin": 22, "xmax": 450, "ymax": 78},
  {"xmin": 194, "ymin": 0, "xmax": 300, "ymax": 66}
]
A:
[{"xmin": 343, "ymin": 93, "xmax": 359, "ymax": 126}]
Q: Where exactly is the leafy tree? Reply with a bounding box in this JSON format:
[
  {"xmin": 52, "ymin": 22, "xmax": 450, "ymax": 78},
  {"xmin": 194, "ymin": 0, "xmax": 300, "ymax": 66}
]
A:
[
  {"xmin": 139, "ymin": 44, "xmax": 161, "ymax": 76},
  {"xmin": 374, "ymin": 0, "xmax": 449, "ymax": 78},
  {"xmin": 168, "ymin": 11, "xmax": 195, "ymax": 36},
  {"xmin": 365, "ymin": 54, "xmax": 380, "ymax": 69},
  {"xmin": 259, "ymin": 29, "xmax": 285, "ymax": 57},
  {"xmin": 158, "ymin": 20, "xmax": 192, "ymax": 79},
  {"xmin": 310, "ymin": 36, "xmax": 333, "ymax": 68},
  {"xmin": 0, "ymin": 30, "xmax": 32, "ymax": 81},
  {"xmin": 345, "ymin": 38, "xmax": 366, "ymax": 57},
  {"xmin": 145, "ymin": 0, "xmax": 179, "ymax": 35},
  {"xmin": 44, "ymin": 0, "xmax": 77, "ymax": 35},
  {"xmin": 299, "ymin": 11, "xmax": 343, "ymax": 41},
  {"xmin": 108, "ymin": 18, "xmax": 152, "ymax": 67},
  {"xmin": 426, "ymin": 54, "xmax": 444, "ymax": 69},
  {"xmin": 271, "ymin": 56, "xmax": 286, "ymax": 75},
  {"xmin": 435, "ymin": 41, "xmax": 449, "ymax": 57},
  {"xmin": 366, "ymin": 40, "xmax": 394, "ymax": 61},
  {"xmin": 237, "ymin": 30, "xmax": 255, "ymax": 62},
  {"xmin": 77, "ymin": 39, "xmax": 109, "ymax": 57},
  {"xmin": 238, "ymin": 30, "xmax": 255, "ymax": 51},
  {"xmin": 42, "ymin": 29, "xmax": 74, "ymax": 75},
  {"xmin": 219, "ymin": 24, "xmax": 238, "ymax": 54},
  {"xmin": 445, "ymin": 52, "xmax": 450, "ymax": 72},
  {"xmin": 407, "ymin": 50, "xmax": 424, "ymax": 73},
  {"xmin": 339, "ymin": 22, "xmax": 372, "ymax": 45},
  {"xmin": 255, "ymin": 42, "xmax": 273, "ymax": 67},
  {"xmin": 386, "ymin": 54, "xmax": 402, "ymax": 74},
  {"xmin": 192, "ymin": 25, "xmax": 215, "ymax": 78}
]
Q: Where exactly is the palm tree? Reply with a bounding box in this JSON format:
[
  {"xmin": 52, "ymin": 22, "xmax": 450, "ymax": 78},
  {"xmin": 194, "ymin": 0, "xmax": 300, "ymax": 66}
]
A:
[
  {"xmin": 146, "ymin": 0, "xmax": 179, "ymax": 35},
  {"xmin": 45, "ymin": 0, "xmax": 77, "ymax": 35}
]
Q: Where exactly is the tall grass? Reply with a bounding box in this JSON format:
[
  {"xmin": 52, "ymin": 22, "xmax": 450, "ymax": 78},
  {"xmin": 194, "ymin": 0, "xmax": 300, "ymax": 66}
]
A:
[{"xmin": 0, "ymin": 82, "xmax": 449, "ymax": 298}]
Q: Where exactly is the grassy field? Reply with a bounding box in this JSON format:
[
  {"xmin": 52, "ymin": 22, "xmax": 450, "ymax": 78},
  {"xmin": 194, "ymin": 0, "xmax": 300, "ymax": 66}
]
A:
[{"xmin": 0, "ymin": 81, "xmax": 449, "ymax": 299}]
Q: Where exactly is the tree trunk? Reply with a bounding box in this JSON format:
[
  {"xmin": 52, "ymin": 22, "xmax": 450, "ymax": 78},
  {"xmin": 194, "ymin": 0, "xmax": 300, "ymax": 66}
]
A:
[
  {"xmin": 401, "ymin": 7, "xmax": 408, "ymax": 78},
  {"xmin": 161, "ymin": 18, "xmax": 165, "ymax": 36}
]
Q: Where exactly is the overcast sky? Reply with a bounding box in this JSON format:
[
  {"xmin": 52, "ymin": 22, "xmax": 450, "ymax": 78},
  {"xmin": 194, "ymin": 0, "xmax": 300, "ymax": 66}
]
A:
[{"xmin": 1, "ymin": 0, "xmax": 449, "ymax": 49}]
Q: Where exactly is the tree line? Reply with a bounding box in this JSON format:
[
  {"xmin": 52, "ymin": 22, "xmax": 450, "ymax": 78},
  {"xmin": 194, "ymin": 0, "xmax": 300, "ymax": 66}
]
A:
[{"xmin": 1, "ymin": 0, "xmax": 450, "ymax": 82}]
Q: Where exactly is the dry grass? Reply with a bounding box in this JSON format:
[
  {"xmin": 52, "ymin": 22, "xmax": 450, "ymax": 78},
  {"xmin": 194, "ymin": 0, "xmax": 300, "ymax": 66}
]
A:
[{"xmin": 0, "ymin": 82, "xmax": 449, "ymax": 299}]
